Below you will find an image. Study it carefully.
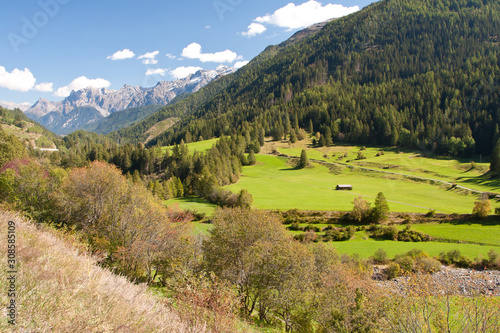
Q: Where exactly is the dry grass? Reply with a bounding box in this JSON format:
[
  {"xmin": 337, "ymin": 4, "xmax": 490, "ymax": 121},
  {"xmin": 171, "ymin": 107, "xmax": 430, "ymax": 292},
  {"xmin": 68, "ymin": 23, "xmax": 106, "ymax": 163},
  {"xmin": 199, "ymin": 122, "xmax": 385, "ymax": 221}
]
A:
[{"xmin": 0, "ymin": 211, "xmax": 206, "ymax": 333}]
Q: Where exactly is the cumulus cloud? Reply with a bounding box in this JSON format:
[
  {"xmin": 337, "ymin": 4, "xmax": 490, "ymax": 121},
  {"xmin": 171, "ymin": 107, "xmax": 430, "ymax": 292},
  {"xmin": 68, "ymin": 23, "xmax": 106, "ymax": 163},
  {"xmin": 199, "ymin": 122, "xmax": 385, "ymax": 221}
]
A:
[
  {"xmin": 181, "ymin": 43, "xmax": 240, "ymax": 63},
  {"xmin": 255, "ymin": 0, "xmax": 359, "ymax": 30},
  {"xmin": 242, "ymin": 23, "xmax": 267, "ymax": 37},
  {"xmin": 138, "ymin": 51, "xmax": 160, "ymax": 65},
  {"xmin": 166, "ymin": 53, "xmax": 177, "ymax": 59},
  {"xmin": 145, "ymin": 68, "xmax": 167, "ymax": 76},
  {"xmin": 170, "ymin": 66, "xmax": 203, "ymax": 79},
  {"xmin": 0, "ymin": 66, "xmax": 37, "ymax": 92},
  {"xmin": 234, "ymin": 61, "xmax": 250, "ymax": 69},
  {"xmin": 54, "ymin": 76, "xmax": 111, "ymax": 97},
  {"xmin": 107, "ymin": 49, "xmax": 136, "ymax": 60},
  {"xmin": 34, "ymin": 82, "xmax": 54, "ymax": 92}
]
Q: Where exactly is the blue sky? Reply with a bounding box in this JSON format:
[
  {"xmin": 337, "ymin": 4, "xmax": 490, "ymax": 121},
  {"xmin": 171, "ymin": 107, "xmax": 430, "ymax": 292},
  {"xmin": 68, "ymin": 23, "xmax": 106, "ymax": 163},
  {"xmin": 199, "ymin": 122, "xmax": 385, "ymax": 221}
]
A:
[{"xmin": 0, "ymin": 0, "xmax": 375, "ymax": 104}]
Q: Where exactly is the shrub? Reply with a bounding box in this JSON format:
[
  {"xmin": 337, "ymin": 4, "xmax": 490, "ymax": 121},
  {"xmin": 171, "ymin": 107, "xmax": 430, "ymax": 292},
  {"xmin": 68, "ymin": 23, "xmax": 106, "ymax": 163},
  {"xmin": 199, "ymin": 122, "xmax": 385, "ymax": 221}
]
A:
[
  {"xmin": 416, "ymin": 257, "xmax": 442, "ymax": 274},
  {"xmin": 495, "ymin": 207, "xmax": 500, "ymax": 215},
  {"xmin": 394, "ymin": 255, "xmax": 414, "ymax": 274},
  {"xmin": 473, "ymin": 199, "xmax": 491, "ymax": 218},
  {"xmin": 384, "ymin": 263, "xmax": 401, "ymax": 279},
  {"xmin": 356, "ymin": 151, "xmax": 366, "ymax": 160},
  {"xmin": 438, "ymin": 250, "xmax": 472, "ymax": 268},
  {"xmin": 372, "ymin": 248, "xmax": 388, "ymax": 264},
  {"xmin": 350, "ymin": 196, "xmax": 371, "ymax": 223}
]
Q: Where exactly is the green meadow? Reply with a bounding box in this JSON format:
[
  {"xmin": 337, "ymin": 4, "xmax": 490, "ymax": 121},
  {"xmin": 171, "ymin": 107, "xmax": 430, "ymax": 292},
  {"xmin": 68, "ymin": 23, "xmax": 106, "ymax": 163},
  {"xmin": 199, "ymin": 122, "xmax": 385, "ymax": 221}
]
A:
[
  {"xmin": 161, "ymin": 140, "xmax": 500, "ymax": 260},
  {"xmin": 329, "ymin": 232, "xmax": 500, "ymax": 259},
  {"xmin": 275, "ymin": 142, "xmax": 499, "ymax": 193},
  {"xmin": 165, "ymin": 196, "xmax": 217, "ymax": 216},
  {"xmin": 161, "ymin": 138, "xmax": 218, "ymax": 154},
  {"xmin": 225, "ymin": 154, "xmax": 485, "ymax": 214}
]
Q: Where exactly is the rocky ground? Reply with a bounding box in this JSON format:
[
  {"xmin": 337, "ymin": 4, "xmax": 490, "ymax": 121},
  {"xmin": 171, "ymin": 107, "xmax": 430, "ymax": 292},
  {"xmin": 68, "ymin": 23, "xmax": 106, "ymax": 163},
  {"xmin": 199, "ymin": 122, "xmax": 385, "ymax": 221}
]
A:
[{"xmin": 376, "ymin": 266, "xmax": 500, "ymax": 296}]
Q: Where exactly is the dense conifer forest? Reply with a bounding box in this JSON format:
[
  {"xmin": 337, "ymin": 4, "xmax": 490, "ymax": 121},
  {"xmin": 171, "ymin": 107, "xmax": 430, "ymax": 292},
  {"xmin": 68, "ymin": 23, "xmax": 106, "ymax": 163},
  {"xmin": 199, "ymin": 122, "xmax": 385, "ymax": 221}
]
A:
[{"xmin": 115, "ymin": 0, "xmax": 499, "ymax": 157}]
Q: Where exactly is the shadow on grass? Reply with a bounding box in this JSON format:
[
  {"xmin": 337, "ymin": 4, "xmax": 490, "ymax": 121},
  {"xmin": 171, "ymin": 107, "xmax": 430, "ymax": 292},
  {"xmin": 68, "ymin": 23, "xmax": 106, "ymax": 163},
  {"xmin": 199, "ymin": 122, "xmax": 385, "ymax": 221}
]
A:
[
  {"xmin": 442, "ymin": 215, "xmax": 500, "ymax": 226},
  {"xmin": 171, "ymin": 196, "xmax": 213, "ymax": 204},
  {"xmin": 456, "ymin": 171, "xmax": 500, "ymax": 191}
]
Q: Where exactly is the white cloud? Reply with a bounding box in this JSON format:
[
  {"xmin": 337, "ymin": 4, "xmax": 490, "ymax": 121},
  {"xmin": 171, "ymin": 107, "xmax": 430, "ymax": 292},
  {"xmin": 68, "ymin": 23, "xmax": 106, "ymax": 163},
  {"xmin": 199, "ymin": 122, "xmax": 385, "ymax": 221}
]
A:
[
  {"xmin": 107, "ymin": 49, "xmax": 136, "ymax": 60},
  {"xmin": 138, "ymin": 51, "xmax": 160, "ymax": 65},
  {"xmin": 0, "ymin": 66, "xmax": 37, "ymax": 92},
  {"xmin": 145, "ymin": 68, "xmax": 167, "ymax": 76},
  {"xmin": 234, "ymin": 61, "xmax": 249, "ymax": 69},
  {"xmin": 166, "ymin": 53, "xmax": 177, "ymax": 59},
  {"xmin": 142, "ymin": 59, "xmax": 158, "ymax": 65},
  {"xmin": 255, "ymin": 0, "xmax": 359, "ymax": 30},
  {"xmin": 34, "ymin": 82, "xmax": 54, "ymax": 92},
  {"xmin": 242, "ymin": 23, "xmax": 267, "ymax": 37},
  {"xmin": 181, "ymin": 43, "xmax": 240, "ymax": 63},
  {"xmin": 54, "ymin": 76, "xmax": 111, "ymax": 97},
  {"xmin": 170, "ymin": 66, "xmax": 203, "ymax": 79}
]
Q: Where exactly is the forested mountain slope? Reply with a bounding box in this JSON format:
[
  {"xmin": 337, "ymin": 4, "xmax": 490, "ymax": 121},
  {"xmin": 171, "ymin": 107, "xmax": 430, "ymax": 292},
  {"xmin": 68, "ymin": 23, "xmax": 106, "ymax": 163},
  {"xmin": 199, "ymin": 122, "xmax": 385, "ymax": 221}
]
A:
[{"xmin": 117, "ymin": 0, "xmax": 500, "ymax": 156}]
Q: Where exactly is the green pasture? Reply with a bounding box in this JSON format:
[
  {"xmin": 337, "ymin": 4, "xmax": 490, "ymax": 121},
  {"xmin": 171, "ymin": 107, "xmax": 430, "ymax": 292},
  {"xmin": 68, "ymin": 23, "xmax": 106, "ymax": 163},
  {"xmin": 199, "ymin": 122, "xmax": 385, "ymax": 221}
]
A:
[
  {"xmin": 329, "ymin": 230, "xmax": 500, "ymax": 259},
  {"xmin": 161, "ymin": 138, "xmax": 218, "ymax": 154},
  {"xmin": 225, "ymin": 154, "xmax": 485, "ymax": 214},
  {"xmin": 407, "ymin": 222, "xmax": 500, "ymax": 247},
  {"xmin": 164, "ymin": 197, "xmax": 217, "ymax": 216},
  {"xmin": 276, "ymin": 143, "xmax": 499, "ymax": 193}
]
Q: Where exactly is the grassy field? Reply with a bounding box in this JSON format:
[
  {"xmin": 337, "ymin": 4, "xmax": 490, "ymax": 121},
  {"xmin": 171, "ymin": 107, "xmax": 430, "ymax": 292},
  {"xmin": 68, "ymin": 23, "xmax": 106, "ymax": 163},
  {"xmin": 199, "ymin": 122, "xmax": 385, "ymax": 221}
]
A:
[
  {"xmin": 164, "ymin": 197, "xmax": 217, "ymax": 216},
  {"xmin": 330, "ymin": 231, "xmax": 500, "ymax": 259},
  {"xmin": 225, "ymin": 154, "xmax": 485, "ymax": 214},
  {"xmin": 161, "ymin": 138, "xmax": 219, "ymax": 154},
  {"xmin": 273, "ymin": 140, "xmax": 499, "ymax": 193},
  {"xmin": 188, "ymin": 220, "xmax": 500, "ymax": 259},
  {"xmin": 407, "ymin": 222, "xmax": 500, "ymax": 247}
]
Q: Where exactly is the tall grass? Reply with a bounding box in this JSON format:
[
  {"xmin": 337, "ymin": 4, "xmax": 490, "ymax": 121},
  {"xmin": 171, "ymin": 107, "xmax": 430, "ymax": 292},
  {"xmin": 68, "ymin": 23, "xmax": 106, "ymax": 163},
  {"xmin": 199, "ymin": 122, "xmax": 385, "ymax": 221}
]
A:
[{"xmin": 0, "ymin": 211, "xmax": 206, "ymax": 333}]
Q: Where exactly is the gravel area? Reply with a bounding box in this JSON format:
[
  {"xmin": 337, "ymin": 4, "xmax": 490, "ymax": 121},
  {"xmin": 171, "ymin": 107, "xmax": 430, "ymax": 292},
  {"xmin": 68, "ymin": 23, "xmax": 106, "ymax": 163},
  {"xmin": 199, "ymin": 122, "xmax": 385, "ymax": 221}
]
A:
[{"xmin": 376, "ymin": 266, "xmax": 500, "ymax": 296}]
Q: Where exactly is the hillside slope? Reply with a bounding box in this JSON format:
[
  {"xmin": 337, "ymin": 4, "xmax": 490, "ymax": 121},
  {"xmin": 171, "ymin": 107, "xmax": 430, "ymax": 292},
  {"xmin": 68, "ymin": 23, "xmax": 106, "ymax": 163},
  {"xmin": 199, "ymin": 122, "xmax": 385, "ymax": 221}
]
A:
[
  {"xmin": 0, "ymin": 211, "xmax": 204, "ymax": 332},
  {"xmin": 0, "ymin": 107, "xmax": 61, "ymax": 149},
  {"xmin": 118, "ymin": 0, "xmax": 500, "ymax": 157}
]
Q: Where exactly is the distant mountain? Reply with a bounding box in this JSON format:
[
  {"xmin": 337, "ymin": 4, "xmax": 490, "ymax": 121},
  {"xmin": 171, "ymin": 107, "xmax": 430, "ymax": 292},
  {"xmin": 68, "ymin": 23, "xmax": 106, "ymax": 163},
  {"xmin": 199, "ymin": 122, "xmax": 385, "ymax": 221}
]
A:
[
  {"xmin": 79, "ymin": 105, "xmax": 164, "ymax": 134},
  {"xmin": 0, "ymin": 101, "xmax": 32, "ymax": 112},
  {"xmin": 24, "ymin": 66, "xmax": 235, "ymax": 134}
]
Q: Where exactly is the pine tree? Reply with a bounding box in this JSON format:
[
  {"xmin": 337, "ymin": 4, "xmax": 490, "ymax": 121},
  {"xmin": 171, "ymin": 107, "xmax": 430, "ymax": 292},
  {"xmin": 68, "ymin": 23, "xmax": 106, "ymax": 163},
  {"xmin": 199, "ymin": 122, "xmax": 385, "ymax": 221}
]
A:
[
  {"xmin": 289, "ymin": 129, "xmax": 297, "ymax": 143},
  {"xmin": 490, "ymin": 138, "xmax": 500, "ymax": 173},
  {"xmin": 308, "ymin": 119, "xmax": 314, "ymax": 135},
  {"xmin": 325, "ymin": 127, "xmax": 333, "ymax": 146},
  {"xmin": 372, "ymin": 192, "xmax": 390, "ymax": 222},
  {"xmin": 297, "ymin": 149, "xmax": 309, "ymax": 169},
  {"xmin": 248, "ymin": 150, "xmax": 256, "ymax": 165}
]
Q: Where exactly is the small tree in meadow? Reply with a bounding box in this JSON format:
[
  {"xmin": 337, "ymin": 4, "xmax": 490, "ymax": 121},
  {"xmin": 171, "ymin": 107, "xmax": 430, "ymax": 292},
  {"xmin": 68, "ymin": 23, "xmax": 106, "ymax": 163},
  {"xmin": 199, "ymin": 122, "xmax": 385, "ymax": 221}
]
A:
[
  {"xmin": 297, "ymin": 149, "xmax": 309, "ymax": 169},
  {"xmin": 473, "ymin": 197, "xmax": 491, "ymax": 218},
  {"xmin": 372, "ymin": 192, "xmax": 390, "ymax": 222},
  {"xmin": 350, "ymin": 196, "xmax": 371, "ymax": 223}
]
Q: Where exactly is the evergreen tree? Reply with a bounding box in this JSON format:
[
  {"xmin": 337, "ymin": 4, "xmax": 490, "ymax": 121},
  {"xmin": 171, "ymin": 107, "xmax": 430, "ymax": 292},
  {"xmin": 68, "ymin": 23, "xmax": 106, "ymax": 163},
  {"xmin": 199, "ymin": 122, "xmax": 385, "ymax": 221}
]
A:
[
  {"xmin": 248, "ymin": 150, "xmax": 257, "ymax": 165},
  {"xmin": 325, "ymin": 127, "xmax": 333, "ymax": 146},
  {"xmin": 297, "ymin": 149, "xmax": 309, "ymax": 169},
  {"xmin": 237, "ymin": 189, "xmax": 253, "ymax": 208},
  {"xmin": 318, "ymin": 135, "xmax": 326, "ymax": 147},
  {"xmin": 372, "ymin": 192, "xmax": 390, "ymax": 222},
  {"xmin": 490, "ymin": 138, "xmax": 500, "ymax": 173},
  {"xmin": 308, "ymin": 119, "xmax": 314, "ymax": 135},
  {"xmin": 289, "ymin": 129, "xmax": 297, "ymax": 144}
]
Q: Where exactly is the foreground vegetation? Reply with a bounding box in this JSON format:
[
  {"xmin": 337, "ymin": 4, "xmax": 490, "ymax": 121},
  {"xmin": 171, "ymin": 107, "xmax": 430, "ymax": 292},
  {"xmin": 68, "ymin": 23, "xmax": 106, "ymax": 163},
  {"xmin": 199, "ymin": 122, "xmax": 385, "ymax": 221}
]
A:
[{"xmin": 0, "ymin": 212, "xmax": 205, "ymax": 333}]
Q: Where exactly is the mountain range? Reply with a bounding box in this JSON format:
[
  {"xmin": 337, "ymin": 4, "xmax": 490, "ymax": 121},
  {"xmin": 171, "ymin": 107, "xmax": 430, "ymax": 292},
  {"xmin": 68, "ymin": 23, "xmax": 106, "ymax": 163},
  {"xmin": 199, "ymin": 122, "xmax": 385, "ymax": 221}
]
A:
[{"xmin": 13, "ymin": 65, "xmax": 235, "ymax": 135}]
